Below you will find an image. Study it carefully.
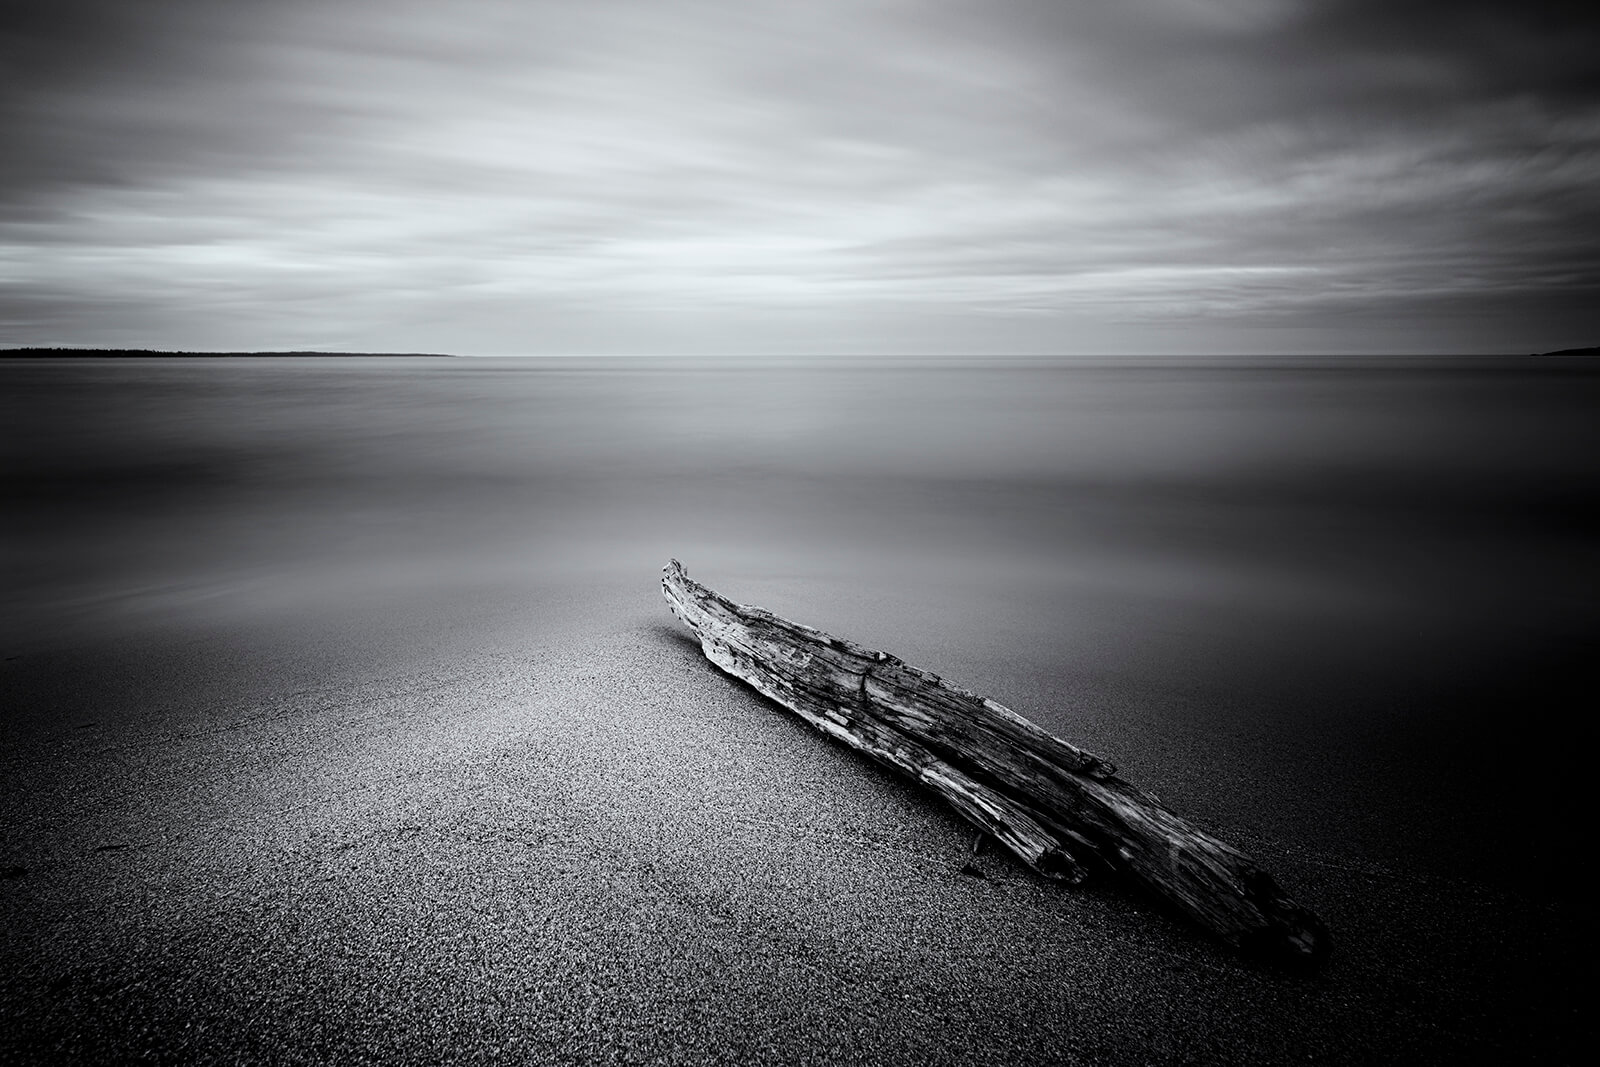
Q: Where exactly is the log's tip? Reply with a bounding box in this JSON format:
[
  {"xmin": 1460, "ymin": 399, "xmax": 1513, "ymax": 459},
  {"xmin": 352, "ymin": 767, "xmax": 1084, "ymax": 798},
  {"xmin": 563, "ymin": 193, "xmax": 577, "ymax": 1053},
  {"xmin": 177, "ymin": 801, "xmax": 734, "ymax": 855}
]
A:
[
  {"xmin": 1239, "ymin": 914, "xmax": 1332, "ymax": 969},
  {"xmin": 1234, "ymin": 882, "xmax": 1333, "ymax": 969}
]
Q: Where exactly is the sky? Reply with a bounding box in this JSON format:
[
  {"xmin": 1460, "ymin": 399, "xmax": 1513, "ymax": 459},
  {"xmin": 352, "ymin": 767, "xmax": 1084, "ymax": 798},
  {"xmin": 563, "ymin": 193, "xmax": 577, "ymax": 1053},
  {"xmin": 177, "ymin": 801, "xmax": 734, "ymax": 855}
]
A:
[{"xmin": 3, "ymin": 0, "xmax": 1597, "ymax": 355}]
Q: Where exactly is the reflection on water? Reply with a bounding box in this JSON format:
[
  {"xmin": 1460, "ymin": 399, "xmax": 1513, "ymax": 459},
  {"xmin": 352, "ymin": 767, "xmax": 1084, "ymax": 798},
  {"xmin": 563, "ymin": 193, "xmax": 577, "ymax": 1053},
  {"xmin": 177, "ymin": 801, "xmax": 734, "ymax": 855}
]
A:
[
  {"xmin": 3, "ymin": 355, "xmax": 1597, "ymax": 883},
  {"xmin": 6, "ymin": 356, "xmax": 1595, "ymax": 637}
]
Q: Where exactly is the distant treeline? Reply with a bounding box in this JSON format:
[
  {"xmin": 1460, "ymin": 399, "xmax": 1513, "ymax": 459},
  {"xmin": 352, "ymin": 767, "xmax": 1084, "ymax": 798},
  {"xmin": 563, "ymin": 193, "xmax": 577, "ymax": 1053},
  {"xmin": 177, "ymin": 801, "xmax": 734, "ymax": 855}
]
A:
[{"xmin": 0, "ymin": 347, "xmax": 456, "ymax": 359}]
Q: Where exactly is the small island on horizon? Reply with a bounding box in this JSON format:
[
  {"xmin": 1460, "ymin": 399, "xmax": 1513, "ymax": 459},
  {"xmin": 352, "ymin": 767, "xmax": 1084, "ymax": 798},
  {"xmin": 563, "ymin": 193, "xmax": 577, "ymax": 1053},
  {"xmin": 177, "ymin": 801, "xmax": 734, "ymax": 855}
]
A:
[
  {"xmin": 1531, "ymin": 345, "xmax": 1600, "ymax": 357},
  {"xmin": 0, "ymin": 347, "xmax": 456, "ymax": 359}
]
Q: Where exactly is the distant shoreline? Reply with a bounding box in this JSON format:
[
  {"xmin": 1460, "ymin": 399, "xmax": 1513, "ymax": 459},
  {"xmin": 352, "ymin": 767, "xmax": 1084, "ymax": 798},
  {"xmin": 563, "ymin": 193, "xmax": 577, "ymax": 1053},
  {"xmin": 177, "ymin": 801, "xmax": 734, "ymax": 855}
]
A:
[
  {"xmin": 8, "ymin": 347, "xmax": 1596, "ymax": 360},
  {"xmin": 0, "ymin": 348, "xmax": 456, "ymax": 359}
]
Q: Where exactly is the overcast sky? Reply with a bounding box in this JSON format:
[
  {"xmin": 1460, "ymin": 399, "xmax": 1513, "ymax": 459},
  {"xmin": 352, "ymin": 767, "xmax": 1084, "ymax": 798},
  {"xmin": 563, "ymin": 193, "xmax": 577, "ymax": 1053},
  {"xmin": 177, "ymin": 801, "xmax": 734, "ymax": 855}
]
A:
[{"xmin": 3, "ymin": 0, "xmax": 1597, "ymax": 355}]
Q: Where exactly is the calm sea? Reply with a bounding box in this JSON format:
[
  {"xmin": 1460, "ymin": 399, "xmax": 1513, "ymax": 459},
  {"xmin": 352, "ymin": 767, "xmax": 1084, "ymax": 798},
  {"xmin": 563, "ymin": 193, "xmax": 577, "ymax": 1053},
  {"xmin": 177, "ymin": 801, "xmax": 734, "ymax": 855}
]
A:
[{"xmin": 4, "ymin": 355, "xmax": 1595, "ymax": 883}]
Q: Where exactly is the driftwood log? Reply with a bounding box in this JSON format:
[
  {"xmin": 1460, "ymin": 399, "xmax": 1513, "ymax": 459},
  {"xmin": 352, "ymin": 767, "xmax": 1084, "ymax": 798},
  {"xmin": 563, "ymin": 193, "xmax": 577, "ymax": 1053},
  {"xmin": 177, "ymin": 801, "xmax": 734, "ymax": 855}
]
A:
[{"xmin": 663, "ymin": 560, "xmax": 1329, "ymax": 965}]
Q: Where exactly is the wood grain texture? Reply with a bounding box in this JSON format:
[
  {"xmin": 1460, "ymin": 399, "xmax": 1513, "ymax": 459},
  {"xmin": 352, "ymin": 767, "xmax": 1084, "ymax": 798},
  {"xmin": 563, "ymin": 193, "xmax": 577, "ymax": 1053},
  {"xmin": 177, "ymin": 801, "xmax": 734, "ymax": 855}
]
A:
[{"xmin": 663, "ymin": 560, "xmax": 1329, "ymax": 965}]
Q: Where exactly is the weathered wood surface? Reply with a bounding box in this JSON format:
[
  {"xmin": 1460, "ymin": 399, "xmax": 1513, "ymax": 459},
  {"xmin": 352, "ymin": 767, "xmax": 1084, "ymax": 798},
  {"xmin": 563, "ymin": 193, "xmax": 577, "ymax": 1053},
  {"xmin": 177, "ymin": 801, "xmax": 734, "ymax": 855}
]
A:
[{"xmin": 662, "ymin": 560, "xmax": 1329, "ymax": 965}]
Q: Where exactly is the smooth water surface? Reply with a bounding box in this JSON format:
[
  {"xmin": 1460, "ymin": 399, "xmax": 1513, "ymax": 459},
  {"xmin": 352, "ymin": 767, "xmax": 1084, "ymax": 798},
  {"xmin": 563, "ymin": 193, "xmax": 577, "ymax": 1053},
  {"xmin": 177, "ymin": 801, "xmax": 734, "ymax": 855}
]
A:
[{"xmin": 4, "ymin": 355, "xmax": 1596, "ymax": 886}]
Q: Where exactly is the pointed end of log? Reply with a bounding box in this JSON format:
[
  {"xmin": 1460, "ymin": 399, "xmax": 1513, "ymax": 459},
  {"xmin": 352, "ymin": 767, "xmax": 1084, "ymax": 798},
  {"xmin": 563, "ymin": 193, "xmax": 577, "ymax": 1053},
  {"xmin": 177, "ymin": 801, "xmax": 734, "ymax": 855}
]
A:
[
  {"xmin": 1233, "ymin": 874, "xmax": 1332, "ymax": 969},
  {"xmin": 1238, "ymin": 914, "xmax": 1332, "ymax": 970}
]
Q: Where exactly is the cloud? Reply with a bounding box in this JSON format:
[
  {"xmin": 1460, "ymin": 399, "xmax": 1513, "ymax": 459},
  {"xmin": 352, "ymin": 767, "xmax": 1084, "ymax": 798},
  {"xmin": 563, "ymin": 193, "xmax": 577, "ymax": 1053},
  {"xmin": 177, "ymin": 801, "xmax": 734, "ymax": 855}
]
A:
[{"xmin": 2, "ymin": 0, "xmax": 1597, "ymax": 353}]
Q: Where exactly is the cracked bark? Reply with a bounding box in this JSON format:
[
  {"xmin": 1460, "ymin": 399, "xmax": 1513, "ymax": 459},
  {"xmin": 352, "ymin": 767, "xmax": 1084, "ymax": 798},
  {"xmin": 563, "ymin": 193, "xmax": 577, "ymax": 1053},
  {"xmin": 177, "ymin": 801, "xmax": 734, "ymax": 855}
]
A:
[{"xmin": 662, "ymin": 559, "xmax": 1329, "ymax": 966}]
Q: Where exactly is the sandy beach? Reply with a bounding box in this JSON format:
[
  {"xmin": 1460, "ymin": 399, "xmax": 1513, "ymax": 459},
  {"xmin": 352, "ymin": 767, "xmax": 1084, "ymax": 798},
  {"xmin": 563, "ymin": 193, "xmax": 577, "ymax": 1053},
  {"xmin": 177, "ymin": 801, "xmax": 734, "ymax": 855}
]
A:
[
  {"xmin": 0, "ymin": 567, "xmax": 1582, "ymax": 1065},
  {"xmin": 2, "ymin": 357, "xmax": 1590, "ymax": 1062}
]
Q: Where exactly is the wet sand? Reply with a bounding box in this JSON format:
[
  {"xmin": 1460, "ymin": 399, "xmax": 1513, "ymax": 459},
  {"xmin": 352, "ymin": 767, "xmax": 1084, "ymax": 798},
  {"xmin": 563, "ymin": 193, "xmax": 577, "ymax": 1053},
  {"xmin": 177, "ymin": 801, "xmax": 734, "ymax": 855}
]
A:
[{"xmin": 0, "ymin": 571, "xmax": 1581, "ymax": 1065}]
